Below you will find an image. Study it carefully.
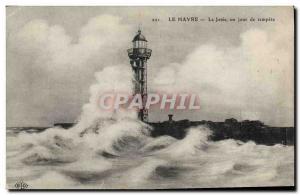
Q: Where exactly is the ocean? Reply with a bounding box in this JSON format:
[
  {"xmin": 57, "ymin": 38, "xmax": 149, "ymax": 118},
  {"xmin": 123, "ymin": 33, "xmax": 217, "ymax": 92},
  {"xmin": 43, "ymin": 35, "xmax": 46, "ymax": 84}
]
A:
[{"xmin": 6, "ymin": 119, "xmax": 294, "ymax": 189}]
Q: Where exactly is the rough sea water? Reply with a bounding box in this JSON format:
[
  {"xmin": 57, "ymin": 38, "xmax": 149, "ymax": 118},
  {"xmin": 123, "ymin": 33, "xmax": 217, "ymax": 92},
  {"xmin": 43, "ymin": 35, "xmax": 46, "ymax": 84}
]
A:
[
  {"xmin": 6, "ymin": 122, "xmax": 294, "ymax": 189},
  {"xmin": 6, "ymin": 66, "xmax": 294, "ymax": 189}
]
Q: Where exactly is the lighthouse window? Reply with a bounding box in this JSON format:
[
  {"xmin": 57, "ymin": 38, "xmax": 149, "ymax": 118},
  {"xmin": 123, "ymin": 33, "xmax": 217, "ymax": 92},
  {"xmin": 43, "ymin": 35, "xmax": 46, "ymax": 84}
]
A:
[{"xmin": 137, "ymin": 41, "xmax": 145, "ymax": 48}]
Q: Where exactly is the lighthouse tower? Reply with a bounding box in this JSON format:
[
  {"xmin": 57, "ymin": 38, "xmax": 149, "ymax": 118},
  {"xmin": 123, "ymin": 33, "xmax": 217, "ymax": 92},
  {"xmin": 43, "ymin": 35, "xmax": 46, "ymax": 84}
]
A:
[{"xmin": 127, "ymin": 30, "xmax": 152, "ymax": 122}]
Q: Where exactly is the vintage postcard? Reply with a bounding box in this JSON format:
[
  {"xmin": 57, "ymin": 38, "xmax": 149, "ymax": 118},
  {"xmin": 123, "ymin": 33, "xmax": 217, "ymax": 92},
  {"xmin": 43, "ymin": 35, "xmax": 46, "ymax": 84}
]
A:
[{"xmin": 6, "ymin": 6, "xmax": 295, "ymax": 190}]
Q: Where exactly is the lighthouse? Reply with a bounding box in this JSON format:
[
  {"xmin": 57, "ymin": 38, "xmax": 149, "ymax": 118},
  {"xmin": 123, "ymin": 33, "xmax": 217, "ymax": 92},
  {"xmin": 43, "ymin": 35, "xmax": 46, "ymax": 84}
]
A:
[{"xmin": 127, "ymin": 29, "xmax": 152, "ymax": 122}]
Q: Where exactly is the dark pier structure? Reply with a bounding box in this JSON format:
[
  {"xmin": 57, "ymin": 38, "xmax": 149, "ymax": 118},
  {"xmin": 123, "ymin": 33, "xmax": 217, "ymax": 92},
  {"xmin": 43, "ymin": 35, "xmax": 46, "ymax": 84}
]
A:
[
  {"xmin": 53, "ymin": 116, "xmax": 294, "ymax": 146},
  {"xmin": 149, "ymin": 116, "xmax": 294, "ymax": 146}
]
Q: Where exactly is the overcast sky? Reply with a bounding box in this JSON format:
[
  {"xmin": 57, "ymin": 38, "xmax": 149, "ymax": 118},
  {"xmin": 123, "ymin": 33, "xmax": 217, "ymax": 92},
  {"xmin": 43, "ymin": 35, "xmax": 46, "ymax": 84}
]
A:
[{"xmin": 6, "ymin": 6, "xmax": 294, "ymax": 127}]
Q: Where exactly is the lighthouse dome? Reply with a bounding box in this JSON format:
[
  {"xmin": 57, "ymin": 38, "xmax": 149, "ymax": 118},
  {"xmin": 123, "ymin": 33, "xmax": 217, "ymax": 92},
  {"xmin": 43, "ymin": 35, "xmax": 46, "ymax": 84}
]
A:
[{"xmin": 132, "ymin": 30, "xmax": 147, "ymax": 42}]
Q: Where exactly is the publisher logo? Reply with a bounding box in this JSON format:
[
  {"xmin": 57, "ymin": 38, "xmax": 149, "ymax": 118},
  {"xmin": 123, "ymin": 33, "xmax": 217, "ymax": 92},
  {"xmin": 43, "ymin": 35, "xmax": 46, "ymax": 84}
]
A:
[{"xmin": 14, "ymin": 181, "xmax": 28, "ymax": 189}]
